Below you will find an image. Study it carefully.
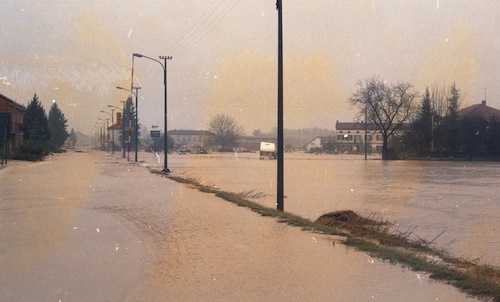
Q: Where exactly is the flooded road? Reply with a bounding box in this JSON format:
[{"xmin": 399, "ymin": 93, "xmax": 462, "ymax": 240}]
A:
[
  {"xmin": 0, "ymin": 151, "xmax": 486, "ymax": 301},
  {"xmin": 0, "ymin": 152, "xmax": 148, "ymax": 301},
  {"xmin": 149, "ymin": 152, "xmax": 500, "ymax": 266}
]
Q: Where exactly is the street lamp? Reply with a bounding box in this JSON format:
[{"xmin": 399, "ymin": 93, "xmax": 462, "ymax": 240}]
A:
[
  {"xmin": 108, "ymin": 104, "xmax": 125, "ymax": 158},
  {"xmin": 98, "ymin": 118, "xmax": 109, "ymax": 151},
  {"xmin": 133, "ymin": 52, "xmax": 172, "ymax": 173},
  {"xmin": 117, "ymin": 86, "xmax": 141, "ymax": 162},
  {"xmin": 92, "ymin": 126, "xmax": 99, "ymax": 149},
  {"xmin": 94, "ymin": 123, "xmax": 101, "ymax": 149},
  {"xmin": 101, "ymin": 110, "xmax": 114, "ymax": 154},
  {"xmin": 95, "ymin": 121, "xmax": 105, "ymax": 150}
]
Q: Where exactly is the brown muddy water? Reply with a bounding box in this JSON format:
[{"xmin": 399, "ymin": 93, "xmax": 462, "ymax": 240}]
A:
[
  {"xmin": 144, "ymin": 151, "xmax": 500, "ymax": 267},
  {"xmin": 1, "ymin": 151, "xmax": 489, "ymax": 301},
  {"xmin": 129, "ymin": 151, "xmax": 482, "ymax": 301}
]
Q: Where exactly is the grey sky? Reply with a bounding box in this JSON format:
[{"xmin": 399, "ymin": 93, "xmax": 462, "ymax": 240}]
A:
[{"xmin": 1, "ymin": 0, "xmax": 499, "ymax": 134}]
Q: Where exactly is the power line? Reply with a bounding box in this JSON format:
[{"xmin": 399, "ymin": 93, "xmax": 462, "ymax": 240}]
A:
[
  {"xmin": 168, "ymin": 0, "xmax": 242, "ymax": 56},
  {"xmin": 166, "ymin": 0, "xmax": 220, "ymax": 54}
]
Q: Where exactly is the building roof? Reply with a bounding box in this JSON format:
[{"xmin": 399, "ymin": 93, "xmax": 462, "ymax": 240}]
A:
[
  {"xmin": 0, "ymin": 92, "xmax": 26, "ymax": 111},
  {"xmin": 458, "ymin": 101, "xmax": 500, "ymax": 120},
  {"xmin": 167, "ymin": 129, "xmax": 214, "ymax": 136}
]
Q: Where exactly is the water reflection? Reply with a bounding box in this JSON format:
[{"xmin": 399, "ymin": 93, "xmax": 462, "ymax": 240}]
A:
[
  {"xmin": 155, "ymin": 152, "xmax": 499, "ymax": 266},
  {"xmin": 125, "ymin": 167, "xmax": 478, "ymax": 301}
]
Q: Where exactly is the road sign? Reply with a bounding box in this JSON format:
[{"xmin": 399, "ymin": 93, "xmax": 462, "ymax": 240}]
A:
[{"xmin": 151, "ymin": 130, "xmax": 161, "ymax": 139}]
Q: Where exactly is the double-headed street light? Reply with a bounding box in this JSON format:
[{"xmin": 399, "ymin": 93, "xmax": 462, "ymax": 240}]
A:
[
  {"xmin": 133, "ymin": 52, "xmax": 172, "ymax": 173},
  {"xmin": 117, "ymin": 86, "xmax": 141, "ymax": 162}
]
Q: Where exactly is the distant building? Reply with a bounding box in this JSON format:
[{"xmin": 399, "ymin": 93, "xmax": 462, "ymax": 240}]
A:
[
  {"xmin": 306, "ymin": 136, "xmax": 336, "ymax": 153},
  {"xmin": 167, "ymin": 129, "xmax": 215, "ymax": 149},
  {"xmin": 335, "ymin": 121, "xmax": 384, "ymax": 153},
  {"xmin": 458, "ymin": 100, "xmax": 500, "ymax": 119},
  {"xmin": 0, "ymin": 92, "xmax": 26, "ymax": 157}
]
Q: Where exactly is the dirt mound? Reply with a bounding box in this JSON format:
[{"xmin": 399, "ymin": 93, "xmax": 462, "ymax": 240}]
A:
[{"xmin": 315, "ymin": 210, "xmax": 388, "ymax": 228}]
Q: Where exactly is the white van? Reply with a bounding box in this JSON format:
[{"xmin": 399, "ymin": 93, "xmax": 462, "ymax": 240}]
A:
[{"xmin": 259, "ymin": 142, "xmax": 277, "ymax": 159}]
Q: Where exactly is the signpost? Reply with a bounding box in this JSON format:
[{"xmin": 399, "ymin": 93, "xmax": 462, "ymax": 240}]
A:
[{"xmin": 151, "ymin": 130, "xmax": 161, "ymax": 152}]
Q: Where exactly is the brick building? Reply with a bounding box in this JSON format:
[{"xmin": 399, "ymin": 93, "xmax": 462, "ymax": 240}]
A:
[{"xmin": 0, "ymin": 92, "xmax": 26, "ymax": 158}]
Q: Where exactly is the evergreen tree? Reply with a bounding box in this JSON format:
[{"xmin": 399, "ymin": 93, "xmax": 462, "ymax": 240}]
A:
[
  {"xmin": 68, "ymin": 128, "xmax": 78, "ymax": 147},
  {"xmin": 442, "ymin": 83, "xmax": 461, "ymax": 153},
  {"xmin": 410, "ymin": 88, "xmax": 433, "ymax": 153},
  {"xmin": 24, "ymin": 94, "xmax": 50, "ymax": 142},
  {"xmin": 48, "ymin": 102, "xmax": 69, "ymax": 147}
]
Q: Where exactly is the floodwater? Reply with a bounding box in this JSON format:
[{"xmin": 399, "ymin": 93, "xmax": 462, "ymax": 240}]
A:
[
  {"xmin": 0, "ymin": 151, "xmax": 491, "ymax": 301},
  {"xmin": 146, "ymin": 151, "xmax": 500, "ymax": 266}
]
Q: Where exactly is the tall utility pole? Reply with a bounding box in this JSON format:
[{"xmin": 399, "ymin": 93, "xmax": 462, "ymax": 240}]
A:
[
  {"xmin": 364, "ymin": 105, "xmax": 368, "ymax": 160},
  {"xmin": 110, "ymin": 108, "xmax": 115, "ymax": 154},
  {"xmin": 159, "ymin": 55, "xmax": 172, "ymax": 173},
  {"xmin": 277, "ymin": 0, "xmax": 284, "ymax": 211},
  {"xmin": 133, "ymin": 87, "xmax": 141, "ymax": 162},
  {"xmin": 133, "ymin": 53, "xmax": 172, "ymax": 173}
]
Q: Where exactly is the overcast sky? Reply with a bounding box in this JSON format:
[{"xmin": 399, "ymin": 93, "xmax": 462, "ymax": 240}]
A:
[{"xmin": 1, "ymin": 0, "xmax": 499, "ymax": 135}]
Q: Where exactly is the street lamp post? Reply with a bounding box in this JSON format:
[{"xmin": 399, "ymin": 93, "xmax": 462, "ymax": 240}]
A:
[
  {"xmin": 133, "ymin": 52, "xmax": 172, "ymax": 173},
  {"xmin": 94, "ymin": 122, "xmax": 102, "ymax": 149},
  {"xmin": 117, "ymin": 86, "xmax": 141, "ymax": 162},
  {"xmin": 95, "ymin": 121, "xmax": 105, "ymax": 150},
  {"xmin": 98, "ymin": 118, "xmax": 109, "ymax": 151},
  {"xmin": 100, "ymin": 110, "xmax": 114, "ymax": 154},
  {"xmin": 110, "ymin": 108, "xmax": 115, "ymax": 154},
  {"xmin": 108, "ymin": 104, "xmax": 125, "ymax": 158}
]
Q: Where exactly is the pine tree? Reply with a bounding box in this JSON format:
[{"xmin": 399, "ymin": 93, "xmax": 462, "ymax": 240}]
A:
[
  {"xmin": 443, "ymin": 83, "xmax": 461, "ymax": 152},
  {"xmin": 68, "ymin": 128, "xmax": 78, "ymax": 147},
  {"xmin": 410, "ymin": 88, "xmax": 433, "ymax": 153},
  {"xmin": 48, "ymin": 102, "xmax": 69, "ymax": 147},
  {"xmin": 24, "ymin": 94, "xmax": 50, "ymax": 142}
]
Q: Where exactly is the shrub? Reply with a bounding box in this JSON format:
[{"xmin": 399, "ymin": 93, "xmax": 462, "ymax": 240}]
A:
[{"xmin": 15, "ymin": 140, "xmax": 51, "ymax": 161}]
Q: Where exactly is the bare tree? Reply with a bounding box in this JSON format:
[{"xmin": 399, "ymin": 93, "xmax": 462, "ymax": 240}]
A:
[
  {"xmin": 208, "ymin": 113, "xmax": 244, "ymax": 151},
  {"xmin": 349, "ymin": 76, "xmax": 419, "ymax": 159},
  {"xmin": 430, "ymin": 84, "xmax": 449, "ymax": 118}
]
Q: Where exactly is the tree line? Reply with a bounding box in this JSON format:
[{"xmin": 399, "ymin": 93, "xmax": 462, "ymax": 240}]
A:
[
  {"xmin": 350, "ymin": 76, "xmax": 500, "ymax": 160},
  {"xmin": 17, "ymin": 94, "xmax": 74, "ymax": 161}
]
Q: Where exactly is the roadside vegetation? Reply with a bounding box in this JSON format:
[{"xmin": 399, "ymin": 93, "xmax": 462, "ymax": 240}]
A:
[
  {"xmin": 151, "ymin": 170, "xmax": 500, "ymax": 301},
  {"xmin": 15, "ymin": 94, "xmax": 70, "ymax": 161}
]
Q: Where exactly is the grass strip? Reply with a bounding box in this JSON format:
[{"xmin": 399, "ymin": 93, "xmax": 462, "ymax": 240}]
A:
[{"xmin": 152, "ymin": 170, "xmax": 500, "ymax": 301}]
